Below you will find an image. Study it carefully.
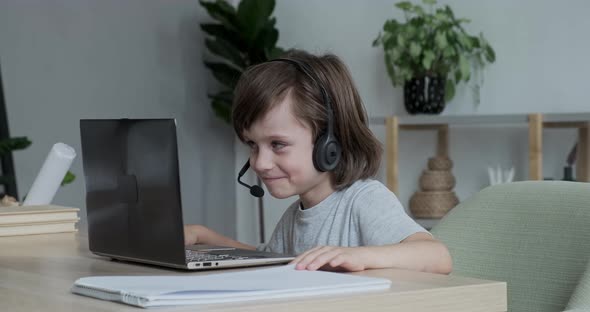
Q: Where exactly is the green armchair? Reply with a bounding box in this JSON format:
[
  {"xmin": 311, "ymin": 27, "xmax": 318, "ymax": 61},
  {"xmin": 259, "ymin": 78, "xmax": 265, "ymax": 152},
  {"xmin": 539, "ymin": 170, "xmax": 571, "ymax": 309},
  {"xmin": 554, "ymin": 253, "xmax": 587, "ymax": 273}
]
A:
[{"xmin": 431, "ymin": 181, "xmax": 590, "ymax": 312}]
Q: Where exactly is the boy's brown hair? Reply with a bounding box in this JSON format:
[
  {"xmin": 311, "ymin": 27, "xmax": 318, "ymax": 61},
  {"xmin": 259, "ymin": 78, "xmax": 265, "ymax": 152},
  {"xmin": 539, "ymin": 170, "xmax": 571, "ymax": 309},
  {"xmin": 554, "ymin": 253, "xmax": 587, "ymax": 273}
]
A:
[{"xmin": 232, "ymin": 50, "xmax": 382, "ymax": 190}]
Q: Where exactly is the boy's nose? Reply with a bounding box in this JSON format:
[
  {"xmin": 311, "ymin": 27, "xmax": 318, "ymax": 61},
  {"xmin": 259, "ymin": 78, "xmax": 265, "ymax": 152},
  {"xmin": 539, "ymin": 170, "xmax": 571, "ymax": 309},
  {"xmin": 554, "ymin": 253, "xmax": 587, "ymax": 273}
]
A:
[{"xmin": 252, "ymin": 150, "xmax": 274, "ymax": 172}]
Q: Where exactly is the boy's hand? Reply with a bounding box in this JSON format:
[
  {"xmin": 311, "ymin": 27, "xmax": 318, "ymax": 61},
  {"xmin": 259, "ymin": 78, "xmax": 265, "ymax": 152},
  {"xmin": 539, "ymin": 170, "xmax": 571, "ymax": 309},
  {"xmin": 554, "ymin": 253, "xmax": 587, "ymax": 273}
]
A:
[
  {"xmin": 183, "ymin": 225, "xmax": 208, "ymax": 246},
  {"xmin": 290, "ymin": 246, "xmax": 370, "ymax": 272},
  {"xmin": 183, "ymin": 225, "xmax": 256, "ymax": 250}
]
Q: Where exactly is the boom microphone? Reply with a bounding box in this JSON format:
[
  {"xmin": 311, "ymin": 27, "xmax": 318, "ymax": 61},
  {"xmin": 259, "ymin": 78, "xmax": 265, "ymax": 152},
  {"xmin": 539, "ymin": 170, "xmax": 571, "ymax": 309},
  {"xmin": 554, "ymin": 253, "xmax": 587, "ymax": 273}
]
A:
[{"xmin": 237, "ymin": 160, "xmax": 264, "ymax": 198}]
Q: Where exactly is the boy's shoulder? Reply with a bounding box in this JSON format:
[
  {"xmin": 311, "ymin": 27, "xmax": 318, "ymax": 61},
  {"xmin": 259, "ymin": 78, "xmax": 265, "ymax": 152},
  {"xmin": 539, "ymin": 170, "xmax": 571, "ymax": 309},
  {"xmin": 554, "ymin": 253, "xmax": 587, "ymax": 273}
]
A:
[
  {"xmin": 342, "ymin": 179, "xmax": 398, "ymax": 205},
  {"xmin": 346, "ymin": 179, "xmax": 403, "ymax": 206},
  {"xmin": 345, "ymin": 179, "xmax": 391, "ymax": 196}
]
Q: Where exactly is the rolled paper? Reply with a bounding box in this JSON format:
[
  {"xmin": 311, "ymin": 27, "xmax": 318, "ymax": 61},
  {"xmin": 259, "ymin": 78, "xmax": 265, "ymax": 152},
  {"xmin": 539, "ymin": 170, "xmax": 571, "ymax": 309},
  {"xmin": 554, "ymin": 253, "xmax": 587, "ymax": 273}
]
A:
[{"xmin": 23, "ymin": 143, "xmax": 76, "ymax": 206}]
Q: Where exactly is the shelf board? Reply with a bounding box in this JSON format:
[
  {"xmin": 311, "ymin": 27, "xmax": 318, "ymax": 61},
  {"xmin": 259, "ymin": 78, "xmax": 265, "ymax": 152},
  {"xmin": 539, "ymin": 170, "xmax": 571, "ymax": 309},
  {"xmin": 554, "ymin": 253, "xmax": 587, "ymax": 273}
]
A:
[{"xmin": 370, "ymin": 112, "xmax": 590, "ymax": 127}]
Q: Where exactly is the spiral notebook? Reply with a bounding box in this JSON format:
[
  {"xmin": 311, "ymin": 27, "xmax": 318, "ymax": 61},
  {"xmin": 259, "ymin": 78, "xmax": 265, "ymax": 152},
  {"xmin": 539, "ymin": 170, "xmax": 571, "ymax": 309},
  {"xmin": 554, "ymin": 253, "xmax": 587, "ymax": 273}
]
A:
[{"xmin": 71, "ymin": 265, "xmax": 391, "ymax": 308}]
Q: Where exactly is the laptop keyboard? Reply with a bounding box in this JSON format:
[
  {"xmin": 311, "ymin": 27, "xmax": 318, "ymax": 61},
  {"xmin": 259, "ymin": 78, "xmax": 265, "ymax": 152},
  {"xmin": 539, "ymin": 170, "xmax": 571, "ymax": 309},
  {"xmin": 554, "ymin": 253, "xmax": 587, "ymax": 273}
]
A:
[{"xmin": 185, "ymin": 249, "xmax": 249, "ymax": 262}]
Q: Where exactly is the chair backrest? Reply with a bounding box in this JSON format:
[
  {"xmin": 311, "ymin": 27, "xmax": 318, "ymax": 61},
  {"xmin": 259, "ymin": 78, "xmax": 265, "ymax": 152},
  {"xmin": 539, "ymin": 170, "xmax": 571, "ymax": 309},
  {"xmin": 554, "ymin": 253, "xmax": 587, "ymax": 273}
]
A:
[
  {"xmin": 565, "ymin": 259, "xmax": 590, "ymax": 310},
  {"xmin": 431, "ymin": 181, "xmax": 590, "ymax": 312}
]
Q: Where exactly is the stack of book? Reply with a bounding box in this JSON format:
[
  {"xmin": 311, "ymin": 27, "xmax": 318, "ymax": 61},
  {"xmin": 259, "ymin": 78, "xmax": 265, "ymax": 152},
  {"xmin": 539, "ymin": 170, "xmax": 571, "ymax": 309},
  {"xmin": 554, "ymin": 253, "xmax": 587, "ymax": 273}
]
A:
[{"xmin": 0, "ymin": 205, "xmax": 79, "ymax": 237}]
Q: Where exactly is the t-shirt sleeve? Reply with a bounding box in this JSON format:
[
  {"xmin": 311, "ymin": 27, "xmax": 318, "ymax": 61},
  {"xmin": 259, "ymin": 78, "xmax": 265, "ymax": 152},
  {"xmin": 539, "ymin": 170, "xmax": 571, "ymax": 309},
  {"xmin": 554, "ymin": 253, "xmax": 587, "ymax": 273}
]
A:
[
  {"xmin": 256, "ymin": 201, "xmax": 298, "ymax": 254},
  {"xmin": 354, "ymin": 183, "xmax": 428, "ymax": 246},
  {"xmin": 257, "ymin": 219, "xmax": 285, "ymax": 253}
]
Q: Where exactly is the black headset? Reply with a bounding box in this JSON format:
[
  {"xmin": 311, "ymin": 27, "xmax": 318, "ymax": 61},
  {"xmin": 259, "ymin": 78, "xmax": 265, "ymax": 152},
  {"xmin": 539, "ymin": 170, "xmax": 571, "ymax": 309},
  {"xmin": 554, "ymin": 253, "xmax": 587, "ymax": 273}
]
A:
[{"xmin": 270, "ymin": 58, "xmax": 342, "ymax": 172}]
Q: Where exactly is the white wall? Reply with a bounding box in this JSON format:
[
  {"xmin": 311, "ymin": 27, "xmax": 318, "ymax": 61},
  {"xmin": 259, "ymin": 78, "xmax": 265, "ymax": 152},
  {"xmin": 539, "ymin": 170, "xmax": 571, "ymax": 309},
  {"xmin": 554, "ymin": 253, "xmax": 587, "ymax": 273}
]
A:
[
  {"xmin": 0, "ymin": 0, "xmax": 237, "ymax": 237},
  {"xmin": 1, "ymin": 1, "xmax": 587, "ymax": 246},
  {"xmin": 240, "ymin": 0, "xmax": 590, "ymax": 243}
]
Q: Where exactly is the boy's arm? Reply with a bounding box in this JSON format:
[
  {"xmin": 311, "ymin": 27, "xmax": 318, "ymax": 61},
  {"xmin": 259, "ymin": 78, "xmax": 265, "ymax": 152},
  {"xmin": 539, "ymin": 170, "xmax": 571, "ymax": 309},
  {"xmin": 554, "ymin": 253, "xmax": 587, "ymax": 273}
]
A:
[
  {"xmin": 184, "ymin": 225, "xmax": 256, "ymax": 250},
  {"xmin": 367, "ymin": 233, "xmax": 453, "ymax": 273},
  {"xmin": 291, "ymin": 233, "xmax": 453, "ymax": 274}
]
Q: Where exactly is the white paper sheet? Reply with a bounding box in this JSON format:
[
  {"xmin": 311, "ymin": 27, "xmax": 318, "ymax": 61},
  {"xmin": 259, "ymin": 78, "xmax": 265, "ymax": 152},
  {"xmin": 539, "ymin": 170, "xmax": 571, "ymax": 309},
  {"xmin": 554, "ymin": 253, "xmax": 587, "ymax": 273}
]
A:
[{"xmin": 71, "ymin": 265, "xmax": 392, "ymax": 308}]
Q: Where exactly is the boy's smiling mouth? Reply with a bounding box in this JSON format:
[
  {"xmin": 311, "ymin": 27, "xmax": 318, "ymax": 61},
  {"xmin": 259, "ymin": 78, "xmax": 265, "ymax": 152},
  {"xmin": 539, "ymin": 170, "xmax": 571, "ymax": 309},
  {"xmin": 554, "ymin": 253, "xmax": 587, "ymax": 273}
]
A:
[{"xmin": 262, "ymin": 176, "xmax": 286, "ymax": 183}]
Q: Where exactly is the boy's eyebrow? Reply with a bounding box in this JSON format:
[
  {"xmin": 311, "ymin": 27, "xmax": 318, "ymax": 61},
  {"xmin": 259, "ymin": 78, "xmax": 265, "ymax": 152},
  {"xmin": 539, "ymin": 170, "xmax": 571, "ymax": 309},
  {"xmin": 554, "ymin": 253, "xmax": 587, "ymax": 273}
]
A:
[
  {"xmin": 268, "ymin": 134, "xmax": 291, "ymax": 140},
  {"xmin": 243, "ymin": 134, "xmax": 291, "ymax": 142}
]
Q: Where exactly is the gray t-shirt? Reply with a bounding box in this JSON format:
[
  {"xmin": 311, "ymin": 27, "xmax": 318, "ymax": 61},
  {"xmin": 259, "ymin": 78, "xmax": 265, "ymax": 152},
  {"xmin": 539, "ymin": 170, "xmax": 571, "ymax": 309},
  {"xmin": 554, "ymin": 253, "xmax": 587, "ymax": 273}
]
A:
[{"xmin": 258, "ymin": 179, "xmax": 428, "ymax": 255}]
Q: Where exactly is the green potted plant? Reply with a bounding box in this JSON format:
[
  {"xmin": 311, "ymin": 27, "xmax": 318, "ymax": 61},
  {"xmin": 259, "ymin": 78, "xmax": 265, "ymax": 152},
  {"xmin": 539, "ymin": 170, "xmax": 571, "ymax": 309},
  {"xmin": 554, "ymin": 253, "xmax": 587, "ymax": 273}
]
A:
[
  {"xmin": 373, "ymin": 0, "xmax": 495, "ymax": 114},
  {"xmin": 0, "ymin": 137, "xmax": 31, "ymax": 198},
  {"xmin": 200, "ymin": 0, "xmax": 284, "ymax": 123}
]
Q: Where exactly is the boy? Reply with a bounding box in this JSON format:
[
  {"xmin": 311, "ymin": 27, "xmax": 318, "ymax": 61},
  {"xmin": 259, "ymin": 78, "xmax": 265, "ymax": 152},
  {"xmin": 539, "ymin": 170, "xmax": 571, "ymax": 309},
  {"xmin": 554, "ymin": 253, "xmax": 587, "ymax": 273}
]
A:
[{"xmin": 185, "ymin": 50, "xmax": 452, "ymax": 274}]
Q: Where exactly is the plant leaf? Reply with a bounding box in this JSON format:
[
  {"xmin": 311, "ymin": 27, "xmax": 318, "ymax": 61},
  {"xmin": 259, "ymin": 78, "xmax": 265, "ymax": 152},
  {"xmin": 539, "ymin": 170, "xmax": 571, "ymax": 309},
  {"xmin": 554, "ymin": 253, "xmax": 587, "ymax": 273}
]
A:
[
  {"xmin": 205, "ymin": 38, "xmax": 246, "ymax": 69},
  {"xmin": 204, "ymin": 61, "xmax": 242, "ymax": 89},
  {"xmin": 422, "ymin": 0, "xmax": 436, "ymax": 5},
  {"xmin": 412, "ymin": 5, "xmax": 425, "ymax": 16},
  {"xmin": 435, "ymin": 31, "xmax": 448, "ymax": 50},
  {"xmin": 406, "ymin": 24, "xmax": 417, "ymax": 37},
  {"xmin": 253, "ymin": 18, "xmax": 279, "ymax": 52},
  {"xmin": 211, "ymin": 97, "xmax": 233, "ymax": 123},
  {"xmin": 200, "ymin": 24, "xmax": 246, "ymax": 51},
  {"xmin": 457, "ymin": 33, "xmax": 472, "ymax": 50},
  {"xmin": 409, "ymin": 42, "xmax": 422, "ymax": 58},
  {"xmin": 199, "ymin": 0, "xmax": 239, "ymax": 31},
  {"xmin": 445, "ymin": 78, "xmax": 455, "ymax": 102},
  {"xmin": 380, "ymin": 33, "xmax": 394, "ymax": 50},
  {"xmin": 208, "ymin": 90, "xmax": 234, "ymax": 102},
  {"xmin": 396, "ymin": 34, "xmax": 406, "ymax": 47},
  {"xmin": 384, "ymin": 51, "xmax": 400, "ymax": 87},
  {"xmin": 395, "ymin": 1, "xmax": 413, "ymax": 11},
  {"xmin": 443, "ymin": 46, "xmax": 455, "ymax": 58},
  {"xmin": 444, "ymin": 5, "xmax": 455, "ymax": 20},
  {"xmin": 434, "ymin": 11, "xmax": 448, "ymax": 22},
  {"xmin": 391, "ymin": 47, "xmax": 402, "ymax": 61},
  {"xmin": 61, "ymin": 171, "xmax": 75, "ymax": 186},
  {"xmin": 0, "ymin": 137, "xmax": 32, "ymax": 156},
  {"xmin": 268, "ymin": 46, "xmax": 285, "ymax": 59},
  {"xmin": 469, "ymin": 35, "xmax": 480, "ymax": 48},
  {"xmin": 475, "ymin": 53, "xmax": 484, "ymax": 67},
  {"xmin": 383, "ymin": 20, "xmax": 399, "ymax": 34},
  {"xmin": 237, "ymin": 0, "xmax": 275, "ymax": 43},
  {"xmin": 484, "ymin": 45, "xmax": 496, "ymax": 62},
  {"xmin": 372, "ymin": 33, "xmax": 382, "ymax": 47},
  {"xmin": 422, "ymin": 50, "xmax": 435, "ymax": 70},
  {"xmin": 459, "ymin": 54, "xmax": 470, "ymax": 81}
]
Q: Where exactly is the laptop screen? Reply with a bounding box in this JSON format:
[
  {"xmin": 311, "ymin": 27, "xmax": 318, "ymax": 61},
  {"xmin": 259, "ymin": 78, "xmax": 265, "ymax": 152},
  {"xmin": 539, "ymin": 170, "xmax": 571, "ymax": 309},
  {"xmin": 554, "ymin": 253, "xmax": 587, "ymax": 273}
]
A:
[{"xmin": 80, "ymin": 119, "xmax": 186, "ymax": 266}]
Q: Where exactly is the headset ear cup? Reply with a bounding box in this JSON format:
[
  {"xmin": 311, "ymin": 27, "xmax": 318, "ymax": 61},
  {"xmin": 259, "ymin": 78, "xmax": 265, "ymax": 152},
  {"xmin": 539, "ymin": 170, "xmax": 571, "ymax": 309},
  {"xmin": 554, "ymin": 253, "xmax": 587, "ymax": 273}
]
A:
[
  {"xmin": 313, "ymin": 134, "xmax": 341, "ymax": 172},
  {"xmin": 324, "ymin": 140, "xmax": 342, "ymax": 171}
]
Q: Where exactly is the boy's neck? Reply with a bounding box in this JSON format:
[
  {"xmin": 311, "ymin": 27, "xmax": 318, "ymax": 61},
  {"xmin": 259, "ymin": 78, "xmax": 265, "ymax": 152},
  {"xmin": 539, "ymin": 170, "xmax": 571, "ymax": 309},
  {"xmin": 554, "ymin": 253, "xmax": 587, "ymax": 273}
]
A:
[{"xmin": 299, "ymin": 180, "xmax": 336, "ymax": 209}]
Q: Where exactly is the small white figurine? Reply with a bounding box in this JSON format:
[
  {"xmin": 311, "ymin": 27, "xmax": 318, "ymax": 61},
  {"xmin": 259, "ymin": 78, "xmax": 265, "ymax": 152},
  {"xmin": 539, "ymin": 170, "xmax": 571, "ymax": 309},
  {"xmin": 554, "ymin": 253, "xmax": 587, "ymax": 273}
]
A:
[{"xmin": 487, "ymin": 165, "xmax": 514, "ymax": 185}]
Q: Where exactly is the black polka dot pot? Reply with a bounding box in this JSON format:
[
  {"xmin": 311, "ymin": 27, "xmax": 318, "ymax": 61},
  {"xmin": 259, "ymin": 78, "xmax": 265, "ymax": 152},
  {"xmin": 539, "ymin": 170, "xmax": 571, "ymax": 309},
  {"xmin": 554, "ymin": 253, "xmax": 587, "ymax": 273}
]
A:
[{"xmin": 403, "ymin": 76, "xmax": 446, "ymax": 114}]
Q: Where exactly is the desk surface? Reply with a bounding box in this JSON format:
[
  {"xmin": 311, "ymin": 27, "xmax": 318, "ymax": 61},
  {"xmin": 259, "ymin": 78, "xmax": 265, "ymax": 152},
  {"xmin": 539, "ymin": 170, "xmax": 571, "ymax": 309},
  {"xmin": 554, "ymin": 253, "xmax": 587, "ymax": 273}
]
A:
[{"xmin": 0, "ymin": 233, "xmax": 507, "ymax": 312}]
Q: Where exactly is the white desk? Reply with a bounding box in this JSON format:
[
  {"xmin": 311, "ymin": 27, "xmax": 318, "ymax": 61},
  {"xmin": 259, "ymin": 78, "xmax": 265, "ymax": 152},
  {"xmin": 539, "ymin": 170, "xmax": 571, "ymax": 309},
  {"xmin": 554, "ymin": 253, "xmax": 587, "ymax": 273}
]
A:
[{"xmin": 0, "ymin": 233, "xmax": 507, "ymax": 311}]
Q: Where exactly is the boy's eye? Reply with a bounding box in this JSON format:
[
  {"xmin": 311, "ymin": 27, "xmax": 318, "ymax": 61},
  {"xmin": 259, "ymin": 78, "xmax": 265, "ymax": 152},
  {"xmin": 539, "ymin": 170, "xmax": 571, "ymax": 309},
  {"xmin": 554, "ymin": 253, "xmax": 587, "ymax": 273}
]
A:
[{"xmin": 271, "ymin": 141, "xmax": 286, "ymax": 150}]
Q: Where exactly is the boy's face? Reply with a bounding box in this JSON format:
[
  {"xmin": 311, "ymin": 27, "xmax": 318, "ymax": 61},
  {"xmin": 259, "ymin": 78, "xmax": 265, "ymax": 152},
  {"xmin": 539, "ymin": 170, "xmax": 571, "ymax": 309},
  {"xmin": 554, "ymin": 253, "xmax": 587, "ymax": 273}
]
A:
[{"xmin": 242, "ymin": 94, "xmax": 334, "ymax": 207}]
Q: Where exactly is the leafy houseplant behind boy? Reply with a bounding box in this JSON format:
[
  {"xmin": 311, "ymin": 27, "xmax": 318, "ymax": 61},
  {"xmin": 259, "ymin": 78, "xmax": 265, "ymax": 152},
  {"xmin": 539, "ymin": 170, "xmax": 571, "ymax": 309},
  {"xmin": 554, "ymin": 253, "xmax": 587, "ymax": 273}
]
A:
[{"xmin": 373, "ymin": 0, "xmax": 495, "ymax": 114}]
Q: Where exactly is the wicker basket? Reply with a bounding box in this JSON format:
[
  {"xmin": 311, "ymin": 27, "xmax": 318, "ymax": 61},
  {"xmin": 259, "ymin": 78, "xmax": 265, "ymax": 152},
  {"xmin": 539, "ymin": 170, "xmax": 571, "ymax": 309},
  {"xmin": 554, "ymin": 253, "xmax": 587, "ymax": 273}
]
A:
[
  {"xmin": 409, "ymin": 191, "xmax": 459, "ymax": 218},
  {"xmin": 428, "ymin": 156, "xmax": 453, "ymax": 171},
  {"xmin": 419, "ymin": 170, "xmax": 455, "ymax": 191}
]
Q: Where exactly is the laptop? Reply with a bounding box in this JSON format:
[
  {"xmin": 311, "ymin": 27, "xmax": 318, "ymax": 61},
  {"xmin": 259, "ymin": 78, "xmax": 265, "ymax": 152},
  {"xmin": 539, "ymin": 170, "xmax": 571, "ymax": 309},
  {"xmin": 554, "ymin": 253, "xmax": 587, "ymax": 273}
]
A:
[{"xmin": 79, "ymin": 118, "xmax": 294, "ymax": 270}]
